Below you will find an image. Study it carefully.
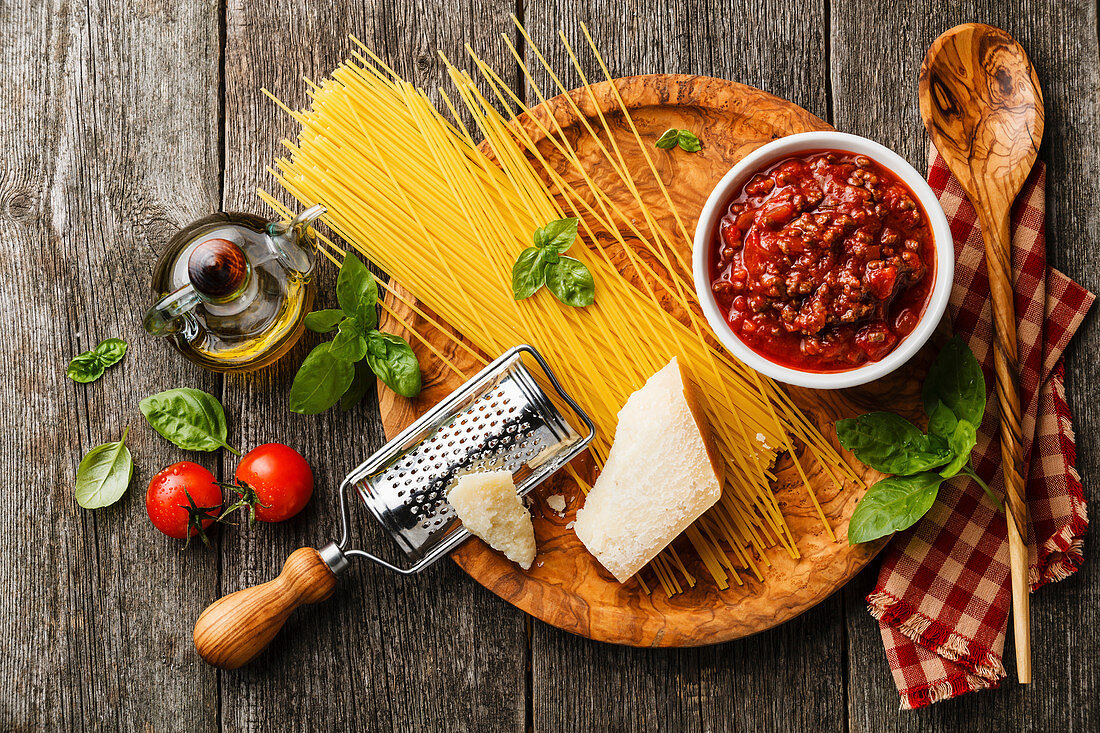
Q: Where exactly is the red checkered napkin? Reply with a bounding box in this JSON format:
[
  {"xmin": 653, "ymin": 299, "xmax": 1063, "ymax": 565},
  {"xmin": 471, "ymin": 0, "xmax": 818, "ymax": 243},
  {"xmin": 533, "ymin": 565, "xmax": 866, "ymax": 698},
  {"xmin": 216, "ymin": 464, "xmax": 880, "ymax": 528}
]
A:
[{"xmin": 868, "ymin": 147, "xmax": 1094, "ymax": 709}]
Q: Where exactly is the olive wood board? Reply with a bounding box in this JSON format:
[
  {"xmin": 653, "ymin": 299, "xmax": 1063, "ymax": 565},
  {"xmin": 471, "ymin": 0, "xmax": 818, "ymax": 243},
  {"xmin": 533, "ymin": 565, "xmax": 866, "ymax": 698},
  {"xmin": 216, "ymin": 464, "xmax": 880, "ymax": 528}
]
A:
[{"xmin": 377, "ymin": 74, "xmax": 932, "ymax": 647}]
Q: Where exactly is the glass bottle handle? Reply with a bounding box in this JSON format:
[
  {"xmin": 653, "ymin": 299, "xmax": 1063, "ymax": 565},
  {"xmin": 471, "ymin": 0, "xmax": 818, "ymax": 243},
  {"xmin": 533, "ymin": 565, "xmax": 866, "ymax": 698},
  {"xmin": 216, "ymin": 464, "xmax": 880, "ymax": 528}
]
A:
[
  {"xmin": 142, "ymin": 284, "xmax": 202, "ymax": 338},
  {"xmin": 290, "ymin": 204, "xmax": 326, "ymax": 232},
  {"xmin": 267, "ymin": 204, "xmax": 326, "ymax": 277}
]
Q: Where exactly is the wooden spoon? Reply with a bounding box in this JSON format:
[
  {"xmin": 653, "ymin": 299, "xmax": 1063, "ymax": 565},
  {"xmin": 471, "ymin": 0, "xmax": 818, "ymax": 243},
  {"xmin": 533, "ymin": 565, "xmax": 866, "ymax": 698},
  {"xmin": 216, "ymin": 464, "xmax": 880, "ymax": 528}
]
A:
[{"xmin": 919, "ymin": 23, "xmax": 1044, "ymax": 684}]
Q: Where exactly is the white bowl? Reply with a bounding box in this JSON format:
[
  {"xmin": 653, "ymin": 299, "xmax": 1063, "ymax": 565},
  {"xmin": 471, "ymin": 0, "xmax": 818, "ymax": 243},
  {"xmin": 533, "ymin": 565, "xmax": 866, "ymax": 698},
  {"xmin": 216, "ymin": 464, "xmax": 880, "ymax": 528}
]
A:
[{"xmin": 692, "ymin": 131, "xmax": 953, "ymax": 389}]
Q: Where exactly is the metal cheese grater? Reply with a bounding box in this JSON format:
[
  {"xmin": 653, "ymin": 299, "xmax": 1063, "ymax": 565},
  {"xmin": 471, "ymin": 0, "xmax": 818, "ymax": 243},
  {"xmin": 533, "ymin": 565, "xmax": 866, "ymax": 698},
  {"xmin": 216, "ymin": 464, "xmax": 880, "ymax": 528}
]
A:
[
  {"xmin": 193, "ymin": 344, "xmax": 594, "ymax": 669},
  {"xmin": 317, "ymin": 344, "xmax": 595, "ymax": 577}
]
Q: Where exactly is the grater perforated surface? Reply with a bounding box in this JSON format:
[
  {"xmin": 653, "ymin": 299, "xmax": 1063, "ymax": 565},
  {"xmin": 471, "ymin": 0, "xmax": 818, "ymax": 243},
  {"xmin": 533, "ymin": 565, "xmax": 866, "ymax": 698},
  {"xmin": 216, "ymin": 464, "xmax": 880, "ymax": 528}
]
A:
[{"xmin": 341, "ymin": 346, "xmax": 591, "ymax": 569}]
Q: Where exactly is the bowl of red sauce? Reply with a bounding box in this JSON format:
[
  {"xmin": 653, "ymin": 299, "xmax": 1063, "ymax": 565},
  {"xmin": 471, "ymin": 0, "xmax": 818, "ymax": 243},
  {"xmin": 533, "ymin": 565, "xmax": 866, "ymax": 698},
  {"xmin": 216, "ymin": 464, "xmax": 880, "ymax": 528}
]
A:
[{"xmin": 693, "ymin": 132, "xmax": 953, "ymax": 389}]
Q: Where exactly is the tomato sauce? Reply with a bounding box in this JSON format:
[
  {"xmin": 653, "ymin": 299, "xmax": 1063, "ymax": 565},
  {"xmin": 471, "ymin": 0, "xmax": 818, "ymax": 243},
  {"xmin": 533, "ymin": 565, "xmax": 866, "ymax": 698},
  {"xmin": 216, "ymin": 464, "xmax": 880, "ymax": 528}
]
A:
[{"xmin": 709, "ymin": 150, "xmax": 936, "ymax": 372}]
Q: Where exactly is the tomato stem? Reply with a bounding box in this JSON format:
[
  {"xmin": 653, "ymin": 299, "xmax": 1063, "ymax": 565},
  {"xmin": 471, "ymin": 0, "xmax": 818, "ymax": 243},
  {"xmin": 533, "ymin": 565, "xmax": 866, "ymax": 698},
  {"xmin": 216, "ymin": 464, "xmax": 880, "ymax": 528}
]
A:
[
  {"xmin": 215, "ymin": 479, "xmax": 271, "ymax": 526},
  {"xmin": 178, "ymin": 488, "xmax": 221, "ymax": 550}
]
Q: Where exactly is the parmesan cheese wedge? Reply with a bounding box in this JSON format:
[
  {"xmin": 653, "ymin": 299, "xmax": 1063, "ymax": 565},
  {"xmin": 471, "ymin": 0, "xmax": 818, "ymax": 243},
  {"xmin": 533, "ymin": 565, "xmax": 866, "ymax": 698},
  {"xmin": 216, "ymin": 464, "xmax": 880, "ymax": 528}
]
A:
[
  {"xmin": 573, "ymin": 358, "xmax": 724, "ymax": 582},
  {"xmin": 448, "ymin": 470, "xmax": 536, "ymax": 570}
]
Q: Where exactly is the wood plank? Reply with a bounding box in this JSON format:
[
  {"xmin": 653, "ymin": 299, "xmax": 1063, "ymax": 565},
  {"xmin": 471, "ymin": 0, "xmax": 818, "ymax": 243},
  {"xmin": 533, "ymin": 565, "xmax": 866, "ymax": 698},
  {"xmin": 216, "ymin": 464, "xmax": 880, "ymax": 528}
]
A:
[
  {"xmin": 2, "ymin": 0, "xmax": 1096, "ymax": 730},
  {"xmin": 0, "ymin": 0, "xmax": 222, "ymax": 729},
  {"xmin": 832, "ymin": 1, "xmax": 1100, "ymax": 728},
  {"xmin": 522, "ymin": 2, "xmax": 845, "ymax": 731},
  {"xmin": 218, "ymin": 2, "xmax": 527, "ymax": 731}
]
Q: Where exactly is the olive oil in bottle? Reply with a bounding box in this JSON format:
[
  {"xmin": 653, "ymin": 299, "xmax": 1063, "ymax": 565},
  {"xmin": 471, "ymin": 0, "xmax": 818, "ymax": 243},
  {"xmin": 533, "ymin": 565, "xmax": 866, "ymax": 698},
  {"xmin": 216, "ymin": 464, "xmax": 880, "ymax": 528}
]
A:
[{"xmin": 143, "ymin": 206, "xmax": 324, "ymax": 372}]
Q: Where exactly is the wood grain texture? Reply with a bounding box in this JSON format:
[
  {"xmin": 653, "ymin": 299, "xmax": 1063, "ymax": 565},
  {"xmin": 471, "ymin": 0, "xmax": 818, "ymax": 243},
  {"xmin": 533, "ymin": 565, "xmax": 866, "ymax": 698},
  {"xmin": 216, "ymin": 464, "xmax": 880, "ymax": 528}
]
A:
[
  {"xmin": 920, "ymin": 21, "xmax": 1045, "ymax": 684},
  {"xmin": 219, "ymin": 2, "xmax": 527, "ymax": 731},
  {"xmin": 520, "ymin": 4, "xmax": 848, "ymax": 731},
  {"xmin": 1, "ymin": 0, "xmax": 1097, "ymax": 730},
  {"xmin": 833, "ymin": 1, "xmax": 1100, "ymax": 729},
  {"xmin": 194, "ymin": 548, "xmax": 337, "ymax": 669},
  {"xmin": 0, "ymin": 0, "xmax": 223, "ymax": 729},
  {"xmin": 379, "ymin": 71, "xmax": 920, "ymax": 647}
]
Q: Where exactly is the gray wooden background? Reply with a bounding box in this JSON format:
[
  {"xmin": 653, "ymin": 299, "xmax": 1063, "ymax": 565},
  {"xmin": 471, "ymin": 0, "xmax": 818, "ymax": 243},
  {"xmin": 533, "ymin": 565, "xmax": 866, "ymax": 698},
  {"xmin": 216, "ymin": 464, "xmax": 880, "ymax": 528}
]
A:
[{"xmin": 2, "ymin": 0, "xmax": 1097, "ymax": 730}]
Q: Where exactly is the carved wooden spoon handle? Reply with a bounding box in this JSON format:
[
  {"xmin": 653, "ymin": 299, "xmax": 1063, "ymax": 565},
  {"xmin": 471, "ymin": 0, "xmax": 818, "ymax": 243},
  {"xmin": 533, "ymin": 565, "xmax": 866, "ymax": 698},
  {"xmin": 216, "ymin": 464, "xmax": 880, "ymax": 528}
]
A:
[{"xmin": 977, "ymin": 206, "xmax": 1032, "ymax": 684}]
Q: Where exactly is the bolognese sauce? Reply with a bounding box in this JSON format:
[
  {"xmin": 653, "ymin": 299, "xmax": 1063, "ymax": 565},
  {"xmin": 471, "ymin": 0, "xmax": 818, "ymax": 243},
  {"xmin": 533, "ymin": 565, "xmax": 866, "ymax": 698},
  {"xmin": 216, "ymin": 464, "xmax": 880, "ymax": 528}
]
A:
[{"xmin": 709, "ymin": 150, "xmax": 935, "ymax": 372}]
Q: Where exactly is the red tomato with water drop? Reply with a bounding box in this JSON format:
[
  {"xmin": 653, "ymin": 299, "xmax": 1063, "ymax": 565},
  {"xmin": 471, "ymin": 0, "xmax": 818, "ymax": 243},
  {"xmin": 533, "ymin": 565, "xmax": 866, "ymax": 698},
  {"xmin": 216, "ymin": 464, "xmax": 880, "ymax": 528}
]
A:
[{"xmin": 146, "ymin": 461, "xmax": 222, "ymax": 542}]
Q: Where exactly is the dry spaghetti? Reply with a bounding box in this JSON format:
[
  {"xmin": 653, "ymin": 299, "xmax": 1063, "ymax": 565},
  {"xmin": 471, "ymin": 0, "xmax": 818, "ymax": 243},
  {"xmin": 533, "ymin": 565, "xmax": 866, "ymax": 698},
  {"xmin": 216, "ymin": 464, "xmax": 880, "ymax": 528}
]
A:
[{"xmin": 261, "ymin": 21, "xmax": 859, "ymax": 594}]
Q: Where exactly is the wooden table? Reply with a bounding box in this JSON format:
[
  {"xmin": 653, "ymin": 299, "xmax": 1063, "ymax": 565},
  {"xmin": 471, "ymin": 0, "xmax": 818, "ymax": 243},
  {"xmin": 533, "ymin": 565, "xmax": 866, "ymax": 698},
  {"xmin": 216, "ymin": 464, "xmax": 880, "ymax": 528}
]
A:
[{"xmin": 3, "ymin": 1, "xmax": 1097, "ymax": 730}]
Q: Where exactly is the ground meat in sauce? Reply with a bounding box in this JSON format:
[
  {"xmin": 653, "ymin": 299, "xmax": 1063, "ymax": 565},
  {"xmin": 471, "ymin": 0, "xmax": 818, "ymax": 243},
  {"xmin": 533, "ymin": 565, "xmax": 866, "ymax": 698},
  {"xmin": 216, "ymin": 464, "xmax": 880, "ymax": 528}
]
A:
[{"xmin": 709, "ymin": 150, "xmax": 935, "ymax": 372}]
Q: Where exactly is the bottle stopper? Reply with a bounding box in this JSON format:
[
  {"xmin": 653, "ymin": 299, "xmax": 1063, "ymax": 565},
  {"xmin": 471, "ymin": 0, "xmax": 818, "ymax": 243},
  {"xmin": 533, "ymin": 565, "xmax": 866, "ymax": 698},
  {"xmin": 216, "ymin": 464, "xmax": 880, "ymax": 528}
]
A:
[{"xmin": 188, "ymin": 238, "xmax": 249, "ymax": 301}]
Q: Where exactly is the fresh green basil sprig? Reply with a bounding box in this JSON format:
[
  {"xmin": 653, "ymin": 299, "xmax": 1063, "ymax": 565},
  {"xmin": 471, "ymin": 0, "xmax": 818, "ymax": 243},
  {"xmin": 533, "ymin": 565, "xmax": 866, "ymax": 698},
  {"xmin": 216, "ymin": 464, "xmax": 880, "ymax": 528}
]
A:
[
  {"xmin": 511, "ymin": 218, "xmax": 595, "ymax": 307},
  {"xmin": 655, "ymin": 128, "xmax": 702, "ymax": 152},
  {"xmin": 67, "ymin": 338, "xmax": 128, "ymax": 383},
  {"xmin": 291, "ymin": 253, "xmax": 421, "ymax": 414},
  {"xmin": 140, "ymin": 388, "xmax": 240, "ymax": 455},
  {"xmin": 838, "ymin": 337, "xmax": 1001, "ymax": 545},
  {"xmin": 74, "ymin": 427, "xmax": 134, "ymax": 509}
]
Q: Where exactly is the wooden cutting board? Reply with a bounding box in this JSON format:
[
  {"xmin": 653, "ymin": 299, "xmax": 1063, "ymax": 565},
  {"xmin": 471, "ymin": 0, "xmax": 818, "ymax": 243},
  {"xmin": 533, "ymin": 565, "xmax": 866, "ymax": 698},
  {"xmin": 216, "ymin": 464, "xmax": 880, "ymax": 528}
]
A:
[{"xmin": 377, "ymin": 74, "xmax": 931, "ymax": 646}]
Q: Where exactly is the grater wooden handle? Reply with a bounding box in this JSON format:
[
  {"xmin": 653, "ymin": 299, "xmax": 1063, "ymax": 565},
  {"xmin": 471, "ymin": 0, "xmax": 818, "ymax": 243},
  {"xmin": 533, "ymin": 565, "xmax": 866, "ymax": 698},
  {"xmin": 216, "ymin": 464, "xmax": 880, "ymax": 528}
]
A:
[{"xmin": 193, "ymin": 547, "xmax": 337, "ymax": 669}]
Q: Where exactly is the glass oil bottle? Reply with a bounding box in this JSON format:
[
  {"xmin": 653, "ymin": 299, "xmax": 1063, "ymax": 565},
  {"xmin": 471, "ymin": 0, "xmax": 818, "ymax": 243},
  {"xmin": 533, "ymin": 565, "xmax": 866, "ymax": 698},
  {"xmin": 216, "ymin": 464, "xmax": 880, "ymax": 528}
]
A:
[{"xmin": 143, "ymin": 205, "xmax": 325, "ymax": 372}]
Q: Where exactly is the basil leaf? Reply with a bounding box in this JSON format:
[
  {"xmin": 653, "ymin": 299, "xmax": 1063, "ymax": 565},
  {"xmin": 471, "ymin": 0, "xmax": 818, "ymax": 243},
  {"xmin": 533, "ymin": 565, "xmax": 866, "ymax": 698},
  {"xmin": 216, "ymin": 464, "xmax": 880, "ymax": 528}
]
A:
[
  {"xmin": 366, "ymin": 332, "xmax": 421, "ymax": 398},
  {"xmin": 836, "ymin": 412, "xmax": 953, "ymax": 475},
  {"xmin": 367, "ymin": 332, "xmax": 387, "ymax": 358},
  {"xmin": 67, "ymin": 352, "xmax": 106, "ymax": 383},
  {"xmin": 67, "ymin": 338, "xmax": 128, "ymax": 383},
  {"xmin": 140, "ymin": 388, "xmax": 240, "ymax": 455},
  {"xmin": 923, "ymin": 336, "xmax": 985, "ymax": 427},
  {"xmin": 677, "ymin": 130, "xmax": 702, "ymax": 152},
  {"xmin": 927, "ymin": 432, "xmax": 951, "ymax": 455},
  {"xmin": 93, "ymin": 338, "xmax": 128, "ymax": 367},
  {"xmin": 289, "ymin": 343, "xmax": 355, "ymax": 414},
  {"xmin": 75, "ymin": 427, "xmax": 133, "ymax": 509},
  {"xmin": 940, "ymin": 419, "xmax": 978, "ymax": 479},
  {"xmin": 848, "ymin": 472, "xmax": 944, "ymax": 545},
  {"xmin": 655, "ymin": 128, "xmax": 680, "ymax": 149},
  {"xmin": 927, "ymin": 400, "xmax": 958, "ymax": 439},
  {"xmin": 533, "ymin": 227, "xmax": 550, "ymax": 249},
  {"xmin": 545, "ymin": 257, "xmax": 596, "ymax": 307},
  {"xmin": 537, "ymin": 217, "xmax": 579, "ymax": 255},
  {"xmin": 336, "ymin": 253, "xmax": 379, "ymax": 328},
  {"xmin": 329, "ymin": 317, "xmax": 369, "ymax": 362},
  {"xmin": 304, "ymin": 309, "xmax": 346, "ymax": 334},
  {"xmin": 512, "ymin": 246, "xmax": 548, "ymax": 300},
  {"xmin": 340, "ymin": 359, "xmax": 372, "ymax": 411}
]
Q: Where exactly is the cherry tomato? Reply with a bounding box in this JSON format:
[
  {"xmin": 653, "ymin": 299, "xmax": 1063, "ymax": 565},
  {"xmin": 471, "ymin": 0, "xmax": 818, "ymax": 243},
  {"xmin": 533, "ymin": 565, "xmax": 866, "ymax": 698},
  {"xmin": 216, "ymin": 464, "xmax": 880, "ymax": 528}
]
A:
[
  {"xmin": 229, "ymin": 443, "xmax": 313, "ymax": 523},
  {"xmin": 146, "ymin": 461, "xmax": 222, "ymax": 544}
]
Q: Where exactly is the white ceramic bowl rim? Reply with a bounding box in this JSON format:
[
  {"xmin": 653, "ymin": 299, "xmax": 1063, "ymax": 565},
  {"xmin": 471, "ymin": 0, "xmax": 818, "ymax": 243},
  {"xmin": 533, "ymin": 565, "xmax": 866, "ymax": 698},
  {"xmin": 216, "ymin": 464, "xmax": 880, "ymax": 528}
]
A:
[{"xmin": 692, "ymin": 131, "xmax": 954, "ymax": 389}]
